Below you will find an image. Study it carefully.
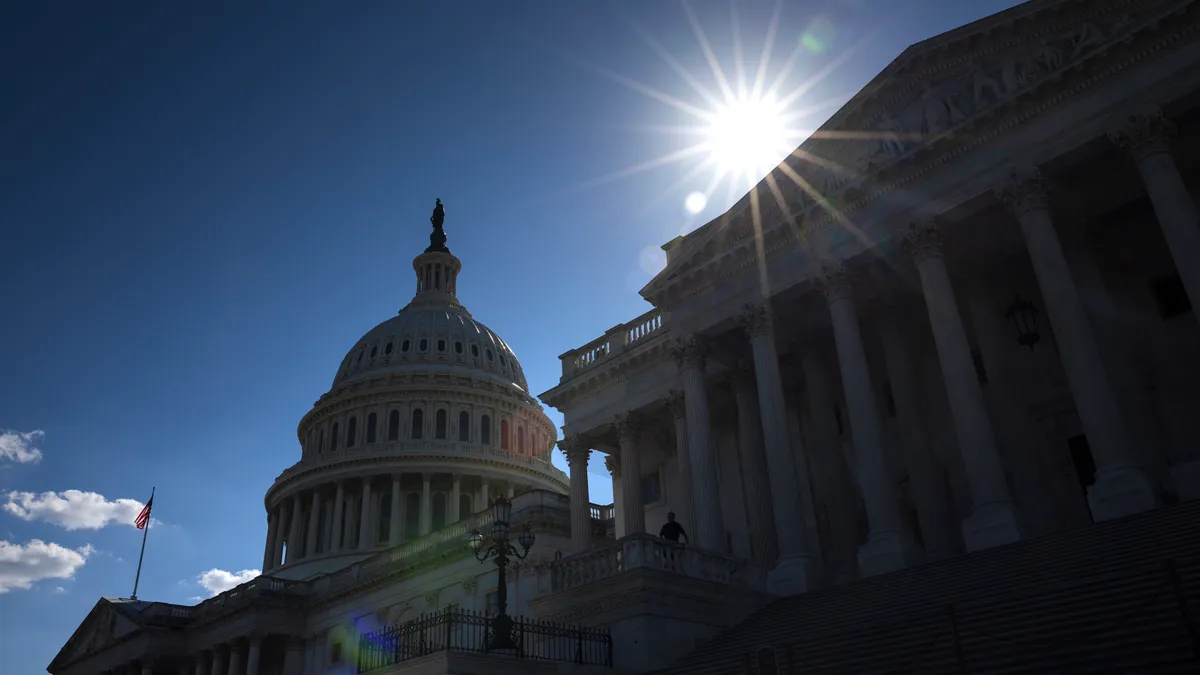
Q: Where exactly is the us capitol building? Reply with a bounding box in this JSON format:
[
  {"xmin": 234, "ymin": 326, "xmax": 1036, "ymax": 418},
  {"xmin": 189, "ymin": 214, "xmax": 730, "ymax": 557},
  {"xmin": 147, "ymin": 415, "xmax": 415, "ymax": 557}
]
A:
[{"xmin": 49, "ymin": 0, "xmax": 1200, "ymax": 674}]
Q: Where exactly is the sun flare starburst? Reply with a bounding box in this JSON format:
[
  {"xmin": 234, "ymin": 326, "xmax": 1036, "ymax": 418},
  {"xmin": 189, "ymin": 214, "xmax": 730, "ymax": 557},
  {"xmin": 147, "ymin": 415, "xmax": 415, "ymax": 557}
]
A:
[{"xmin": 703, "ymin": 92, "xmax": 792, "ymax": 185}]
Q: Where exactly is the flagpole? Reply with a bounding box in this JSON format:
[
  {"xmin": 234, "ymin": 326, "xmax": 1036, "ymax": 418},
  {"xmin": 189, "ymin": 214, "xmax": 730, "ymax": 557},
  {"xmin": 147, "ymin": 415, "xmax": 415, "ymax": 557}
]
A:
[{"xmin": 131, "ymin": 486, "xmax": 154, "ymax": 600}]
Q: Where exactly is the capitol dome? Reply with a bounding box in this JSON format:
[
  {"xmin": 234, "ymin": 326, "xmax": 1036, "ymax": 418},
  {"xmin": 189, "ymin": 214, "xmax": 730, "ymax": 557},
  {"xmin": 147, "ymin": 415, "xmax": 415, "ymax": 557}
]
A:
[{"xmin": 260, "ymin": 199, "xmax": 566, "ymax": 579}]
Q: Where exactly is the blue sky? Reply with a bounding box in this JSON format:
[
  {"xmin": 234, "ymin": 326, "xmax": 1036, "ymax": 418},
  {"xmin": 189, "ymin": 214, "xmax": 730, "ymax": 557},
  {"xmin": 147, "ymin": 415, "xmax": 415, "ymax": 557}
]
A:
[{"xmin": 0, "ymin": 0, "xmax": 1020, "ymax": 671}]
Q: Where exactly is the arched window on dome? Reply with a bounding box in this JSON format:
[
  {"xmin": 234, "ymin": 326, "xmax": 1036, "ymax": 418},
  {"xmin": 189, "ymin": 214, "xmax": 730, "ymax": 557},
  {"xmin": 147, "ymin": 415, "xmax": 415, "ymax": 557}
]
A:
[
  {"xmin": 419, "ymin": 338, "xmax": 428, "ymax": 351},
  {"xmin": 411, "ymin": 409, "xmax": 424, "ymax": 440},
  {"xmin": 346, "ymin": 417, "xmax": 358, "ymax": 448},
  {"xmin": 387, "ymin": 410, "xmax": 400, "ymax": 441},
  {"xmin": 370, "ymin": 345, "xmax": 377, "ymax": 358},
  {"xmin": 459, "ymin": 494, "xmax": 473, "ymax": 518},
  {"xmin": 330, "ymin": 423, "xmax": 339, "ymax": 452},
  {"xmin": 471, "ymin": 344, "xmax": 479, "ymax": 358},
  {"xmin": 501, "ymin": 420, "xmax": 510, "ymax": 451},
  {"xmin": 437, "ymin": 339, "xmax": 446, "ymax": 352},
  {"xmin": 401, "ymin": 339, "xmax": 411, "ymax": 353},
  {"xmin": 432, "ymin": 493, "xmax": 447, "ymax": 530},
  {"xmin": 454, "ymin": 341, "xmax": 463, "ymax": 355},
  {"xmin": 385, "ymin": 342, "xmax": 393, "ymax": 355},
  {"xmin": 404, "ymin": 492, "xmax": 421, "ymax": 539},
  {"xmin": 458, "ymin": 411, "xmax": 470, "ymax": 442},
  {"xmin": 480, "ymin": 415, "xmax": 491, "ymax": 445},
  {"xmin": 517, "ymin": 426, "xmax": 525, "ymax": 455},
  {"xmin": 435, "ymin": 409, "xmax": 447, "ymax": 439},
  {"xmin": 366, "ymin": 413, "xmax": 377, "ymax": 444}
]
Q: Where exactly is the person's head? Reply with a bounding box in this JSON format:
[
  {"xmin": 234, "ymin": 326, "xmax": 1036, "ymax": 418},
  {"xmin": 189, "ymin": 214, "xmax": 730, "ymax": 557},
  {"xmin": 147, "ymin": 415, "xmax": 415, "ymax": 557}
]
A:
[{"xmin": 667, "ymin": 512, "xmax": 676, "ymax": 522}]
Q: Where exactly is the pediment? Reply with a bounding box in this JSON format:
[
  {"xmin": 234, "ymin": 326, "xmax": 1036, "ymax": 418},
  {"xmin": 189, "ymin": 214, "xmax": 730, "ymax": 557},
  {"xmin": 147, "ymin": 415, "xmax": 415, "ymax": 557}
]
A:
[
  {"xmin": 48, "ymin": 598, "xmax": 146, "ymax": 672},
  {"xmin": 642, "ymin": 0, "xmax": 1167, "ymax": 301}
]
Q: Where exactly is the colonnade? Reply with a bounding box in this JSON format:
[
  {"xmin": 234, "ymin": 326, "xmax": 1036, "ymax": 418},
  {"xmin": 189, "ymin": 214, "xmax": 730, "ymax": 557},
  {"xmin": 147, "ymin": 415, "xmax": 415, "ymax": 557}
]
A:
[
  {"xmin": 559, "ymin": 108, "xmax": 1194, "ymax": 594},
  {"xmin": 264, "ymin": 472, "xmax": 520, "ymax": 570}
]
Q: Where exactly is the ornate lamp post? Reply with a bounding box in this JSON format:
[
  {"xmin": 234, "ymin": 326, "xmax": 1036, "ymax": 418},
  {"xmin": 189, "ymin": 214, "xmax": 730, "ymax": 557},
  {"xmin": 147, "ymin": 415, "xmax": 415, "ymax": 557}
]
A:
[
  {"xmin": 467, "ymin": 496, "xmax": 536, "ymax": 651},
  {"xmin": 1005, "ymin": 295, "xmax": 1041, "ymax": 351}
]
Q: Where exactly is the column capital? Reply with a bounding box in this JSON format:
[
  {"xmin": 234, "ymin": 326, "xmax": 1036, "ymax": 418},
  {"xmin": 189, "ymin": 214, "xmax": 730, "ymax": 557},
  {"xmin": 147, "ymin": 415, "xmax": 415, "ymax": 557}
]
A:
[
  {"xmin": 1107, "ymin": 109, "xmax": 1176, "ymax": 161},
  {"xmin": 558, "ymin": 437, "xmax": 591, "ymax": 466},
  {"xmin": 818, "ymin": 264, "xmax": 858, "ymax": 303},
  {"xmin": 672, "ymin": 336, "xmax": 707, "ymax": 371},
  {"xmin": 666, "ymin": 391, "xmax": 686, "ymax": 420},
  {"xmin": 902, "ymin": 218, "xmax": 945, "ymax": 265},
  {"xmin": 993, "ymin": 168, "xmax": 1050, "ymax": 219},
  {"xmin": 739, "ymin": 302, "xmax": 774, "ymax": 338},
  {"xmin": 604, "ymin": 453, "xmax": 621, "ymax": 477},
  {"xmin": 612, "ymin": 413, "xmax": 640, "ymax": 443}
]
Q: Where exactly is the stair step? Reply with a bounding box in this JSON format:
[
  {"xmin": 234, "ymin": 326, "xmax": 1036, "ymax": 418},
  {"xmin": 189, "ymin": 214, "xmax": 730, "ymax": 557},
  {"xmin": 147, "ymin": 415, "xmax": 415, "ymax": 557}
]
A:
[{"xmin": 650, "ymin": 502, "xmax": 1200, "ymax": 675}]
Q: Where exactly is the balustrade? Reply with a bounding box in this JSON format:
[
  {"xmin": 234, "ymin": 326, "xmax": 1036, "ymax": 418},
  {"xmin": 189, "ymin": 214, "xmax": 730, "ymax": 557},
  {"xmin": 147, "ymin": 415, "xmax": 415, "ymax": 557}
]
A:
[
  {"xmin": 536, "ymin": 533, "xmax": 743, "ymax": 595},
  {"xmin": 559, "ymin": 308, "xmax": 668, "ymax": 380}
]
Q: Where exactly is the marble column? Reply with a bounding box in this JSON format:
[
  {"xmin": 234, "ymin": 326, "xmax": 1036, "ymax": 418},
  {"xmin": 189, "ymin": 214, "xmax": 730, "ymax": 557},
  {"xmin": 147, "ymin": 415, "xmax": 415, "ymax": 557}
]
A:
[
  {"xmin": 607, "ymin": 455, "xmax": 625, "ymax": 538},
  {"xmin": 194, "ymin": 652, "xmax": 210, "ymax": 675},
  {"xmin": 245, "ymin": 636, "xmax": 263, "ymax": 675},
  {"xmin": 730, "ymin": 361, "xmax": 780, "ymax": 570},
  {"xmin": 876, "ymin": 306, "xmax": 954, "ymax": 559},
  {"xmin": 614, "ymin": 414, "xmax": 646, "ymax": 535},
  {"xmin": 209, "ymin": 648, "xmax": 227, "ymax": 675},
  {"xmin": 262, "ymin": 510, "xmax": 279, "ymax": 571},
  {"xmin": 358, "ymin": 479, "xmax": 373, "ymax": 549},
  {"xmin": 285, "ymin": 494, "xmax": 303, "ymax": 563},
  {"xmin": 820, "ymin": 266, "xmax": 910, "ymax": 575},
  {"xmin": 389, "ymin": 476, "xmax": 402, "ymax": 545},
  {"xmin": 1110, "ymin": 111, "xmax": 1200, "ymax": 310},
  {"xmin": 742, "ymin": 304, "xmax": 814, "ymax": 593},
  {"xmin": 450, "ymin": 475, "xmax": 462, "ymax": 522},
  {"xmin": 481, "ymin": 481, "xmax": 490, "ymax": 507},
  {"xmin": 272, "ymin": 507, "xmax": 286, "ymax": 566},
  {"xmin": 666, "ymin": 392, "xmax": 697, "ymax": 532},
  {"xmin": 305, "ymin": 490, "xmax": 322, "ymax": 557},
  {"xmin": 997, "ymin": 169, "xmax": 1158, "ymax": 520},
  {"xmin": 227, "ymin": 642, "xmax": 244, "ymax": 675},
  {"xmin": 799, "ymin": 348, "xmax": 860, "ymax": 578},
  {"xmin": 282, "ymin": 636, "xmax": 304, "ymax": 675},
  {"xmin": 562, "ymin": 437, "xmax": 593, "ymax": 552},
  {"xmin": 330, "ymin": 481, "xmax": 345, "ymax": 552},
  {"xmin": 420, "ymin": 475, "xmax": 432, "ymax": 535},
  {"xmin": 673, "ymin": 337, "xmax": 725, "ymax": 551},
  {"xmin": 904, "ymin": 221, "xmax": 1019, "ymax": 551}
]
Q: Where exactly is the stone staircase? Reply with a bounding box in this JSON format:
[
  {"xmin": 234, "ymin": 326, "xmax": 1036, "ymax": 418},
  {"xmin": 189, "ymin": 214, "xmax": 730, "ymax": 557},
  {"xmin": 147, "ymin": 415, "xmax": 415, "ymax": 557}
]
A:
[{"xmin": 650, "ymin": 501, "xmax": 1200, "ymax": 674}]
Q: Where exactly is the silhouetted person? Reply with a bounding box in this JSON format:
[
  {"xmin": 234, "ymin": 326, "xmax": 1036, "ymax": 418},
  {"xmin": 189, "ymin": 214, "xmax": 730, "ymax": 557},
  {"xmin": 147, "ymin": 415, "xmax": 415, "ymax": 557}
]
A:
[{"xmin": 659, "ymin": 512, "xmax": 689, "ymax": 545}]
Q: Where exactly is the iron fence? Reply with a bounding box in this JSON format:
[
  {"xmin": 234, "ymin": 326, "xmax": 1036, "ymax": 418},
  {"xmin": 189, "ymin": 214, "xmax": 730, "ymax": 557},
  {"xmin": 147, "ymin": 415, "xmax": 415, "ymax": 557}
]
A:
[{"xmin": 357, "ymin": 609, "xmax": 613, "ymax": 673}]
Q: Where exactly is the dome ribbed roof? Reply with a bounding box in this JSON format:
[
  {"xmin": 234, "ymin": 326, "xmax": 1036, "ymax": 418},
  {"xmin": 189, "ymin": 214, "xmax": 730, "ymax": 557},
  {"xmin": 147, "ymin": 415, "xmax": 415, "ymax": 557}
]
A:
[
  {"xmin": 333, "ymin": 304, "xmax": 528, "ymax": 392},
  {"xmin": 332, "ymin": 200, "xmax": 528, "ymax": 393}
]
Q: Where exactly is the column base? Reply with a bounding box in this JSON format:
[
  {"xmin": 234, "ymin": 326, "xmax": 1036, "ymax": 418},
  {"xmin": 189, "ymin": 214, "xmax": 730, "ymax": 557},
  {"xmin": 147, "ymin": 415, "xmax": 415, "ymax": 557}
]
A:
[
  {"xmin": 857, "ymin": 529, "xmax": 914, "ymax": 577},
  {"xmin": 962, "ymin": 501, "xmax": 1021, "ymax": 553},
  {"xmin": 1088, "ymin": 465, "xmax": 1160, "ymax": 522},
  {"xmin": 766, "ymin": 554, "xmax": 813, "ymax": 596}
]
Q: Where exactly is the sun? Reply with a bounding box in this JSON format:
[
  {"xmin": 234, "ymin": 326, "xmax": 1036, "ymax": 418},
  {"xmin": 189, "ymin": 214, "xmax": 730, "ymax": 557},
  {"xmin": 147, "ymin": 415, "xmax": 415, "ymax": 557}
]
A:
[{"xmin": 703, "ymin": 93, "xmax": 791, "ymax": 183}]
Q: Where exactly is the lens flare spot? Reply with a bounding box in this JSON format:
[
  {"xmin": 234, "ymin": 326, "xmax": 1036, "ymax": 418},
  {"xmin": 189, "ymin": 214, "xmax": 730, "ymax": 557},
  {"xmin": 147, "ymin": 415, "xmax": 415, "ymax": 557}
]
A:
[
  {"xmin": 801, "ymin": 15, "xmax": 837, "ymax": 54},
  {"xmin": 684, "ymin": 191, "xmax": 708, "ymax": 214},
  {"xmin": 639, "ymin": 245, "xmax": 667, "ymax": 276}
]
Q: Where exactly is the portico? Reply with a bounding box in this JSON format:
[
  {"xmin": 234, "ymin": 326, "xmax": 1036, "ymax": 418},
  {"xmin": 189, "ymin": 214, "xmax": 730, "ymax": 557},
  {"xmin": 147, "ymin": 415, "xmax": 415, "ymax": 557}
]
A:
[{"xmin": 541, "ymin": 4, "xmax": 1200, "ymax": 592}]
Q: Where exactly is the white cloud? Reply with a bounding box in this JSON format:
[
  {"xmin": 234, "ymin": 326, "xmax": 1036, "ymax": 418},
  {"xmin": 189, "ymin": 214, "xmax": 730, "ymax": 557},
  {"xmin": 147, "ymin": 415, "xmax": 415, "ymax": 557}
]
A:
[
  {"xmin": 196, "ymin": 568, "xmax": 260, "ymax": 597},
  {"xmin": 3, "ymin": 490, "xmax": 146, "ymax": 531},
  {"xmin": 53, "ymin": 586, "xmax": 66, "ymax": 594},
  {"xmin": 0, "ymin": 540, "xmax": 93, "ymax": 593},
  {"xmin": 0, "ymin": 429, "xmax": 44, "ymax": 464}
]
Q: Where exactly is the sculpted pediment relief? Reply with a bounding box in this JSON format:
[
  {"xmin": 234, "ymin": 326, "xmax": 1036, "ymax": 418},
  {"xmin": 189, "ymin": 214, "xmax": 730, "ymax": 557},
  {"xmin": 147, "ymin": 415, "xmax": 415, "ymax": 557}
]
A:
[
  {"xmin": 645, "ymin": 0, "xmax": 1164, "ymax": 298},
  {"xmin": 49, "ymin": 600, "xmax": 122, "ymax": 670}
]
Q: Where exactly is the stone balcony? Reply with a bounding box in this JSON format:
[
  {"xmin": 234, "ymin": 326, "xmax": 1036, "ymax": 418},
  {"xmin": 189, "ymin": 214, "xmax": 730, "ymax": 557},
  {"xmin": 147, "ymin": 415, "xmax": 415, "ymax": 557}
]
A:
[
  {"xmin": 556, "ymin": 308, "xmax": 668, "ymax": 384},
  {"xmin": 528, "ymin": 534, "xmax": 771, "ymax": 673}
]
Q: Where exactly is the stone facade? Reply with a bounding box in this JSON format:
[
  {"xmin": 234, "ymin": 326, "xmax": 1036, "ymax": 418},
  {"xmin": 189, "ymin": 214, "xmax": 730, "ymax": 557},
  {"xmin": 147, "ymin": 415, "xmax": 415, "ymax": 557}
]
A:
[
  {"xmin": 539, "ymin": 1, "xmax": 1200, "ymax": 668},
  {"xmin": 47, "ymin": 1, "xmax": 1200, "ymax": 674}
]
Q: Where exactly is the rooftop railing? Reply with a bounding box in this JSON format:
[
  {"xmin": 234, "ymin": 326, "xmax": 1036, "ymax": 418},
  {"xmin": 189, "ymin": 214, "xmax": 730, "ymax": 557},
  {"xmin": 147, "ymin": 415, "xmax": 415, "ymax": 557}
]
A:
[
  {"xmin": 558, "ymin": 308, "xmax": 667, "ymax": 381},
  {"xmin": 535, "ymin": 533, "xmax": 743, "ymax": 595}
]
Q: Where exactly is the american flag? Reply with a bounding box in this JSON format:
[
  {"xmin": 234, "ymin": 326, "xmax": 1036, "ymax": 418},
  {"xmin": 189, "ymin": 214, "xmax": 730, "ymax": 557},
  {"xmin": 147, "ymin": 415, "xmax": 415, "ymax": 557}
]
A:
[{"xmin": 134, "ymin": 494, "xmax": 154, "ymax": 530}]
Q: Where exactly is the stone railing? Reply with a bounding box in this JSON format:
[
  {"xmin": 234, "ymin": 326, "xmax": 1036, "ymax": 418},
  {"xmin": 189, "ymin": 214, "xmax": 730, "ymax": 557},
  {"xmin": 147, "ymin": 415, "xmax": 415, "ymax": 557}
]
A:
[
  {"xmin": 283, "ymin": 441, "xmax": 569, "ymax": 487},
  {"xmin": 166, "ymin": 576, "xmax": 311, "ymax": 623},
  {"xmin": 558, "ymin": 308, "xmax": 668, "ymax": 381},
  {"xmin": 534, "ymin": 533, "xmax": 743, "ymax": 595},
  {"xmin": 589, "ymin": 503, "xmax": 614, "ymax": 520}
]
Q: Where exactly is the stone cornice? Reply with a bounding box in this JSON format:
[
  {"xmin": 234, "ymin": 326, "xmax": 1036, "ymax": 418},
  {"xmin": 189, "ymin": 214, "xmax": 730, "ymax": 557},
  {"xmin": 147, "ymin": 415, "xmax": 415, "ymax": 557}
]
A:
[
  {"xmin": 643, "ymin": 1, "xmax": 1190, "ymax": 310},
  {"xmin": 539, "ymin": 332, "xmax": 675, "ymax": 412}
]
